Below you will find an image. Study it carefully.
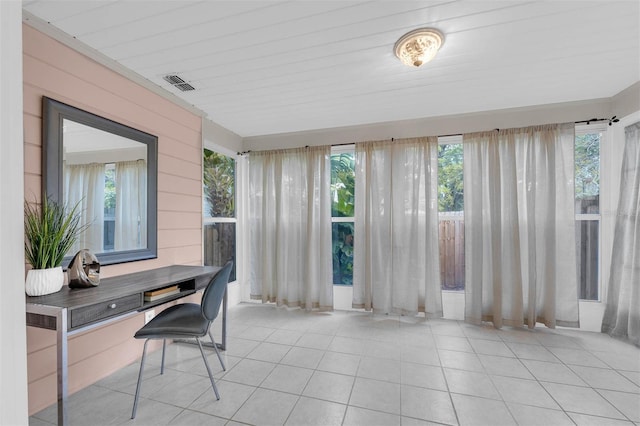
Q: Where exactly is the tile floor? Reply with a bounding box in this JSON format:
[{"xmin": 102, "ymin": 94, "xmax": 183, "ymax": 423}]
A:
[{"xmin": 30, "ymin": 303, "xmax": 640, "ymax": 426}]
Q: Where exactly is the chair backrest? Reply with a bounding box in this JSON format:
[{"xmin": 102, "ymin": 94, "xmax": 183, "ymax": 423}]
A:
[{"xmin": 201, "ymin": 261, "xmax": 233, "ymax": 321}]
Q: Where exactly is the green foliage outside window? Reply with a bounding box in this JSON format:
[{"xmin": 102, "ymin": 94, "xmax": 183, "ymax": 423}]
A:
[
  {"xmin": 575, "ymin": 133, "xmax": 600, "ymax": 214},
  {"xmin": 438, "ymin": 144, "xmax": 464, "ymax": 212},
  {"xmin": 332, "ymin": 222, "xmax": 354, "ymax": 285},
  {"xmin": 331, "ymin": 152, "xmax": 355, "ymax": 217},
  {"xmin": 331, "ymin": 152, "xmax": 355, "ymax": 285},
  {"xmin": 104, "ymin": 165, "xmax": 115, "ymax": 214},
  {"xmin": 203, "ymin": 148, "xmax": 235, "ymax": 217}
]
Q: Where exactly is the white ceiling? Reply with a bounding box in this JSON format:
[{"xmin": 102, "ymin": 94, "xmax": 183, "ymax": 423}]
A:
[{"xmin": 22, "ymin": 1, "xmax": 640, "ymax": 138}]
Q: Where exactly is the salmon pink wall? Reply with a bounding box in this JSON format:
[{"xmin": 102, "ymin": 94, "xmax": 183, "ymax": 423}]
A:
[{"xmin": 23, "ymin": 24, "xmax": 204, "ymax": 414}]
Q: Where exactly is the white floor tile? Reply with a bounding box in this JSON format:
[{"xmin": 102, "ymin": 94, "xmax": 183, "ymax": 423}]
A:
[
  {"xmin": 280, "ymin": 346, "xmax": 325, "ymax": 369},
  {"xmin": 505, "ymin": 341, "xmax": 560, "ymax": 363},
  {"xmin": 235, "ymin": 325, "xmax": 277, "ymax": 341},
  {"xmin": 246, "ymin": 341, "xmax": 291, "ymax": 363},
  {"xmin": 265, "ymin": 328, "xmax": 303, "ymax": 345},
  {"xmin": 188, "ymin": 380, "xmax": 254, "ymax": 419},
  {"xmin": 491, "ymin": 375, "xmax": 560, "ymax": 409},
  {"xmin": 400, "ymin": 385, "xmax": 457, "ymax": 424},
  {"xmin": 592, "ymin": 351, "xmax": 640, "ymax": 372},
  {"xmin": 567, "ymin": 412, "xmax": 635, "ymax": 426},
  {"xmin": 317, "ymin": 351, "xmax": 361, "ymax": 376},
  {"xmin": 168, "ymin": 409, "xmax": 227, "ymax": 426},
  {"xmin": 222, "ymin": 358, "xmax": 276, "ymax": 386},
  {"xmin": 285, "ymin": 396, "xmax": 346, "ymax": 426},
  {"xmin": 434, "ymin": 335, "xmax": 474, "ymax": 352},
  {"xmin": 328, "ymin": 335, "xmax": 365, "ymax": 355},
  {"xmin": 597, "ymin": 389, "xmax": 640, "ymax": 422},
  {"xmin": 30, "ymin": 304, "xmax": 640, "ymax": 426},
  {"xmin": 400, "ymin": 362, "xmax": 447, "ymax": 391},
  {"xmin": 443, "ymin": 368, "xmax": 501, "ymax": 400},
  {"xmin": 302, "ymin": 370, "xmax": 355, "ymax": 404},
  {"xmin": 451, "ymin": 393, "xmax": 515, "ymax": 426},
  {"xmin": 232, "ymin": 388, "xmax": 298, "ymax": 425},
  {"xmin": 295, "ymin": 332, "xmax": 334, "ymax": 350},
  {"xmin": 357, "ymin": 356, "xmax": 401, "ymax": 383},
  {"xmin": 478, "ymin": 354, "xmax": 534, "ymax": 379},
  {"xmin": 343, "ymin": 406, "xmax": 401, "ymax": 426},
  {"xmin": 401, "ymin": 345, "xmax": 441, "ymax": 366},
  {"xmin": 261, "ymin": 364, "xmax": 313, "ymax": 394},
  {"xmin": 547, "ymin": 346, "xmax": 610, "ymax": 368},
  {"xmin": 569, "ymin": 365, "xmax": 640, "ymax": 393},
  {"xmin": 438, "ymin": 350, "xmax": 484, "ymax": 372},
  {"xmin": 521, "ymin": 359, "xmax": 588, "ymax": 386},
  {"xmin": 541, "ymin": 382, "xmax": 626, "ymax": 419},
  {"xmin": 506, "ymin": 402, "xmax": 573, "ymax": 426},
  {"xmin": 469, "ymin": 338, "xmax": 515, "ymax": 357},
  {"xmin": 349, "ymin": 377, "xmax": 401, "ymax": 415}
]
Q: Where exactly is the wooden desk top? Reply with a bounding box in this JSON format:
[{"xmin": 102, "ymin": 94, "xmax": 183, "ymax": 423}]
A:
[{"xmin": 26, "ymin": 265, "xmax": 220, "ymax": 330}]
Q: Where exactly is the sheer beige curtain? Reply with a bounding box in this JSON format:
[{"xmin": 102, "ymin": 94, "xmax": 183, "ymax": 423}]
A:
[
  {"xmin": 248, "ymin": 146, "xmax": 333, "ymax": 310},
  {"xmin": 353, "ymin": 137, "xmax": 442, "ymax": 316},
  {"xmin": 602, "ymin": 122, "xmax": 640, "ymax": 345},
  {"xmin": 463, "ymin": 123, "xmax": 579, "ymax": 328},
  {"xmin": 115, "ymin": 159, "xmax": 147, "ymax": 250},
  {"xmin": 64, "ymin": 162, "xmax": 104, "ymax": 254}
]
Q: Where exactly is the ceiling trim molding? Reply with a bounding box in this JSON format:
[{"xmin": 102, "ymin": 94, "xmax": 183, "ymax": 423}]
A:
[{"xmin": 22, "ymin": 10, "xmax": 207, "ymax": 118}]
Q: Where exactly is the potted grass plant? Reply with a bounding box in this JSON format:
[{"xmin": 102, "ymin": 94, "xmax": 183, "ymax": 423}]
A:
[{"xmin": 24, "ymin": 197, "xmax": 87, "ymax": 296}]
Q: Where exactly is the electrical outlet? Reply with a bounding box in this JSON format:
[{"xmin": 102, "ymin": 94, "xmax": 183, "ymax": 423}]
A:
[{"xmin": 144, "ymin": 309, "xmax": 155, "ymax": 324}]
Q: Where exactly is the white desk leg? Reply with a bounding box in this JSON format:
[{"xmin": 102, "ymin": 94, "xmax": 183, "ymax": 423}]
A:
[{"xmin": 57, "ymin": 308, "xmax": 68, "ymax": 425}]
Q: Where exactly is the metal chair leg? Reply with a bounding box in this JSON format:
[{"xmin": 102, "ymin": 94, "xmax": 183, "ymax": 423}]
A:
[
  {"xmin": 131, "ymin": 339, "xmax": 150, "ymax": 419},
  {"xmin": 208, "ymin": 330, "xmax": 226, "ymax": 371},
  {"xmin": 160, "ymin": 339, "xmax": 166, "ymax": 375},
  {"xmin": 196, "ymin": 337, "xmax": 220, "ymax": 400}
]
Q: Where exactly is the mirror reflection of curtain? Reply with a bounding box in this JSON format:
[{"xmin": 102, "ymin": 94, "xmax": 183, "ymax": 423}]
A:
[
  {"xmin": 114, "ymin": 160, "xmax": 147, "ymax": 250},
  {"xmin": 64, "ymin": 162, "xmax": 105, "ymax": 254}
]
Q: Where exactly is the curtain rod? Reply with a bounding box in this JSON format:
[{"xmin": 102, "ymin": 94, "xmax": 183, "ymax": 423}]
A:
[{"xmin": 237, "ymin": 116, "xmax": 618, "ymax": 155}]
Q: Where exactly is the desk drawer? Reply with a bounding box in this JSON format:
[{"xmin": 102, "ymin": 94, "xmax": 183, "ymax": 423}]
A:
[{"xmin": 71, "ymin": 294, "xmax": 142, "ymax": 328}]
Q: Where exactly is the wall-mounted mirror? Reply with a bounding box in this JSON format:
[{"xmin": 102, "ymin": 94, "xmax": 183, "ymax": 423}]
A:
[{"xmin": 43, "ymin": 97, "xmax": 158, "ymax": 266}]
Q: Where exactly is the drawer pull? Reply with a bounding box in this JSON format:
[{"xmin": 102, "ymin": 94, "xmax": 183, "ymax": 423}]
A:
[{"xmin": 109, "ymin": 303, "xmax": 117, "ymax": 309}]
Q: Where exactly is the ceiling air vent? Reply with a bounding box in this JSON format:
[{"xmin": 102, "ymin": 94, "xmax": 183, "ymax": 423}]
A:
[{"xmin": 162, "ymin": 74, "xmax": 195, "ymax": 92}]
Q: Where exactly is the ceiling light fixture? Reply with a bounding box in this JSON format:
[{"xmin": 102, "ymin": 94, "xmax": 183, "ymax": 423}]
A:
[{"xmin": 394, "ymin": 28, "xmax": 444, "ymax": 67}]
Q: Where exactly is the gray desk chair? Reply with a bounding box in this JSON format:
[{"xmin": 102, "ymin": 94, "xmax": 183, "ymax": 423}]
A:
[{"xmin": 131, "ymin": 261, "xmax": 233, "ymax": 419}]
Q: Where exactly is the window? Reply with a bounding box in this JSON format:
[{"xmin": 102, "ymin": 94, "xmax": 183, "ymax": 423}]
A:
[
  {"xmin": 331, "ymin": 147, "xmax": 355, "ymax": 285},
  {"xmin": 103, "ymin": 163, "xmax": 115, "ymax": 251},
  {"xmin": 203, "ymin": 148, "xmax": 236, "ymax": 281},
  {"xmin": 575, "ymin": 127, "xmax": 603, "ymax": 300},
  {"xmin": 438, "ymin": 138, "xmax": 464, "ymax": 290}
]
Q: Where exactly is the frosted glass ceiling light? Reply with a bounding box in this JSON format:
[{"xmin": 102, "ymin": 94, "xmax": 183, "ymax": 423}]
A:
[{"xmin": 394, "ymin": 28, "xmax": 444, "ymax": 67}]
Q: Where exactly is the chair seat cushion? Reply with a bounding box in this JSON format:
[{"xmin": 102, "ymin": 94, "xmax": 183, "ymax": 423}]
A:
[{"xmin": 134, "ymin": 303, "xmax": 210, "ymax": 339}]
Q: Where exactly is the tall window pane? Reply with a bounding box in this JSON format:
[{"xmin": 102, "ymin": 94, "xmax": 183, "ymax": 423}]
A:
[
  {"xmin": 438, "ymin": 142, "xmax": 464, "ymax": 290},
  {"xmin": 575, "ymin": 130, "xmax": 602, "ymax": 300},
  {"xmin": 332, "ymin": 222, "xmax": 354, "ymax": 285},
  {"xmin": 203, "ymin": 149, "xmax": 236, "ymax": 281},
  {"xmin": 576, "ymin": 220, "xmax": 599, "ymax": 300},
  {"xmin": 331, "ymin": 150, "xmax": 355, "ymax": 285}
]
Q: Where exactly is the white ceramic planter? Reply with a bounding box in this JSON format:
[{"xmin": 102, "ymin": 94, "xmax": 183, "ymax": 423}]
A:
[{"xmin": 25, "ymin": 266, "xmax": 64, "ymax": 296}]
